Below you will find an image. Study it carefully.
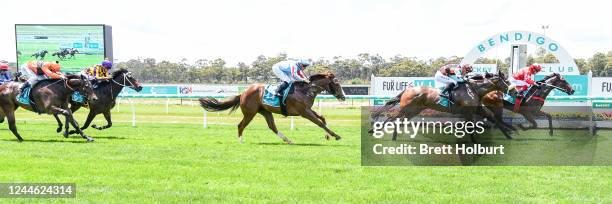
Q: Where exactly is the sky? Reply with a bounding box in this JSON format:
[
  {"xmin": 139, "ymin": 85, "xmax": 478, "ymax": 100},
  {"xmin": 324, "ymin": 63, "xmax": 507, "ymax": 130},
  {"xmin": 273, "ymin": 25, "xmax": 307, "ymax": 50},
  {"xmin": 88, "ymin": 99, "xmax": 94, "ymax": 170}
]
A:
[{"xmin": 1, "ymin": 0, "xmax": 611, "ymax": 65}]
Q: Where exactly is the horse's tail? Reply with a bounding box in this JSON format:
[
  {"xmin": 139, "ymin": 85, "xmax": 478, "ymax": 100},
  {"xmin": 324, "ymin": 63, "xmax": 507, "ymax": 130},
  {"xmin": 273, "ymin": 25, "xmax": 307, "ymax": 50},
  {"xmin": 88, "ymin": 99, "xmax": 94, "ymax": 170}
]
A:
[
  {"xmin": 199, "ymin": 95, "xmax": 241, "ymax": 113},
  {"xmin": 371, "ymin": 90, "xmax": 404, "ymax": 119}
]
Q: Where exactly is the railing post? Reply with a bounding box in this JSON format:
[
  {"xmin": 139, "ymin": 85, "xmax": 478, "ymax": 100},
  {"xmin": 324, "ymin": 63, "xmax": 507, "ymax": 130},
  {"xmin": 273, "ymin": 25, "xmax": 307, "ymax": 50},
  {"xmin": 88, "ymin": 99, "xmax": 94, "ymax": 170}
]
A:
[
  {"xmin": 203, "ymin": 110, "xmax": 207, "ymax": 129},
  {"xmin": 588, "ymin": 70, "xmax": 594, "ymax": 135},
  {"xmin": 290, "ymin": 116, "xmax": 295, "ymax": 130},
  {"xmin": 166, "ymin": 98, "xmax": 170, "ymax": 114},
  {"xmin": 129, "ymin": 98, "xmax": 136, "ymax": 127}
]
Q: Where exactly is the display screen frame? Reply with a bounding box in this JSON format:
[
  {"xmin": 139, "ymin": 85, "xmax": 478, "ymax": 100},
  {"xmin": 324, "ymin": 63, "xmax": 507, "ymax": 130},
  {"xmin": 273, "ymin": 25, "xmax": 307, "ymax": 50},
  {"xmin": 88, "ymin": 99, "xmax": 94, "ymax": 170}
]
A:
[{"xmin": 15, "ymin": 24, "xmax": 108, "ymax": 73}]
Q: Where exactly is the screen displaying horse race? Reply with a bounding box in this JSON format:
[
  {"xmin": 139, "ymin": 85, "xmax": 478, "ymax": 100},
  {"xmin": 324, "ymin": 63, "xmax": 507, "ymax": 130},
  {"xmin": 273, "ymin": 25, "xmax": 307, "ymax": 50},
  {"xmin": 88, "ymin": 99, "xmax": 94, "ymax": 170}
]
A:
[{"xmin": 15, "ymin": 25, "xmax": 106, "ymax": 73}]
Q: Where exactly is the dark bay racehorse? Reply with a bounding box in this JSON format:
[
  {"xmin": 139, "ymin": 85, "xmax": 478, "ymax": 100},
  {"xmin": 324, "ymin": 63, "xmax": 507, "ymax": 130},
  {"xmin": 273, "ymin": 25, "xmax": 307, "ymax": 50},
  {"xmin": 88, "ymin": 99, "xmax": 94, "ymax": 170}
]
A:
[
  {"xmin": 0, "ymin": 75, "xmax": 98, "ymax": 142},
  {"xmin": 68, "ymin": 48, "xmax": 79, "ymax": 59},
  {"xmin": 54, "ymin": 69, "xmax": 143, "ymax": 134},
  {"xmin": 373, "ymin": 72, "xmax": 512, "ymax": 141},
  {"xmin": 482, "ymin": 73, "xmax": 575, "ymax": 136},
  {"xmin": 199, "ymin": 72, "xmax": 346, "ymax": 144},
  {"xmin": 52, "ymin": 50, "xmax": 67, "ymax": 60},
  {"xmin": 31, "ymin": 50, "xmax": 48, "ymax": 60}
]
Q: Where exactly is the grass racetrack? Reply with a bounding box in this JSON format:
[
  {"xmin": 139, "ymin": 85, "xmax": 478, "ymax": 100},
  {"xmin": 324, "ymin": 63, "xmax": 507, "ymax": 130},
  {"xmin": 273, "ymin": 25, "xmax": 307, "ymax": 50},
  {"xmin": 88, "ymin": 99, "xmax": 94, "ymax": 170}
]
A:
[{"xmin": 0, "ymin": 100, "xmax": 610, "ymax": 202}]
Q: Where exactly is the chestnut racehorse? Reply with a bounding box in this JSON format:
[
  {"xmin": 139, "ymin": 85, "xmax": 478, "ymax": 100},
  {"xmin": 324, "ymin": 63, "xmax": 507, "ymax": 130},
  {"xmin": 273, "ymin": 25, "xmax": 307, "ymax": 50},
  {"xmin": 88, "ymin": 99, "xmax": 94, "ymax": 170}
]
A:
[
  {"xmin": 199, "ymin": 72, "xmax": 346, "ymax": 144},
  {"xmin": 373, "ymin": 71, "xmax": 512, "ymax": 141}
]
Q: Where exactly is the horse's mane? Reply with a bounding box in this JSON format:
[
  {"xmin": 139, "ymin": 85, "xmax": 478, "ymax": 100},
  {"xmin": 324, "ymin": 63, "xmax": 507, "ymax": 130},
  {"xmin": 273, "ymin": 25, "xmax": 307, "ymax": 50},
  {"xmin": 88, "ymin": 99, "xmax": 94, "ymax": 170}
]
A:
[
  {"xmin": 35, "ymin": 74, "xmax": 81, "ymax": 87},
  {"xmin": 111, "ymin": 68, "xmax": 130, "ymax": 78},
  {"xmin": 308, "ymin": 72, "xmax": 334, "ymax": 82},
  {"xmin": 538, "ymin": 73, "xmax": 559, "ymax": 82}
]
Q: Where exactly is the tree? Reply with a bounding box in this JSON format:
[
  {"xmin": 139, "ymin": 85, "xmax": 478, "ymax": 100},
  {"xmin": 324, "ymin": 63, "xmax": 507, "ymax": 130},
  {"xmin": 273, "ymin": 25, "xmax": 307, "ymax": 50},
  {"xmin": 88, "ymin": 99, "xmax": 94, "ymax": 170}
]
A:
[{"xmin": 590, "ymin": 52, "xmax": 607, "ymax": 77}]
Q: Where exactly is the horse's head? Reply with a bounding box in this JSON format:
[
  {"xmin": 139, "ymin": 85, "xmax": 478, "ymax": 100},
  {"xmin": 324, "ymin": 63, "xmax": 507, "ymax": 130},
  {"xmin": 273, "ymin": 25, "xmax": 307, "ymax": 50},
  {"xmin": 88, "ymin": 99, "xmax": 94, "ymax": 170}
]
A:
[
  {"xmin": 544, "ymin": 73, "xmax": 574, "ymax": 95},
  {"xmin": 67, "ymin": 74, "xmax": 98, "ymax": 102},
  {"xmin": 472, "ymin": 71, "xmax": 509, "ymax": 94},
  {"xmin": 309, "ymin": 72, "xmax": 346, "ymax": 101},
  {"xmin": 112, "ymin": 68, "xmax": 143, "ymax": 92}
]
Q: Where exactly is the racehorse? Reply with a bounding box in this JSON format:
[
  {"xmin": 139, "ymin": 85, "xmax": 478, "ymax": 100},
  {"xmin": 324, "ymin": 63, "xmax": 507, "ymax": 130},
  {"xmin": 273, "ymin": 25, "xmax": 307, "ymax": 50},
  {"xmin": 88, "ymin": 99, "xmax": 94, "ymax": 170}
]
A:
[
  {"xmin": 52, "ymin": 50, "xmax": 67, "ymax": 60},
  {"xmin": 0, "ymin": 75, "xmax": 98, "ymax": 142},
  {"xmin": 31, "ymin": 50, "xmax": 49, "ymax": 60},
  {"xmin": 67, "ymin": 48, "xmax": 79, "ymax": 59},
  {"xmin": 482, "ymin": 73, "xmax": 575, "ymax": 136},
  {"xmin": 199, "ymin": 72, "xmax": 346, "ymax": 144},
  {"xmin": 53, "ymin": 69, "xmax": 143, "ymax": 135},
  {"xmin": 373, "ymin": 71, "xmax": 512, "ymax": 141}
]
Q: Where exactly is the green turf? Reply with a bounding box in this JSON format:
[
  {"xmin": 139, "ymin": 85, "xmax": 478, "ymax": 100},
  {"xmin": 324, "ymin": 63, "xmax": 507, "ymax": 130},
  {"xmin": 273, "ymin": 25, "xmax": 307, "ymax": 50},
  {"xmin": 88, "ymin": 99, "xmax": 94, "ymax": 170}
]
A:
[{"xmin": 0, "ymin": 103, "xmax": 609, "ymax": 203}]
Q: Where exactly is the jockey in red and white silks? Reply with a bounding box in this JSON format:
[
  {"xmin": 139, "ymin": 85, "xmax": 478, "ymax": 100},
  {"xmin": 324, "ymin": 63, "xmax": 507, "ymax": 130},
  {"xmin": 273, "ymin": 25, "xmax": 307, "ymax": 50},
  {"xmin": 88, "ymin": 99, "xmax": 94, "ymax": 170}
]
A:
[{"xmin": 509, "ymin": 63, "xmax": 542, "ymax": 95}]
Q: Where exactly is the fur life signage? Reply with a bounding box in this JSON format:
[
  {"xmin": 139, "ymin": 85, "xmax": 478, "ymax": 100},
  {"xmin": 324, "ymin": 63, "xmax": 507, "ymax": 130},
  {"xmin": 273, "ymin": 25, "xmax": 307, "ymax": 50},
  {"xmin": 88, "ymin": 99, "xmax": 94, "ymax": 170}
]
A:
[
  {"xmin": 371, "ymin": 75, "xmax": 435, "ymax": 96},
  {"xmin": 591, "ymin": 77, "xmax": 612, "ymax": 96}
]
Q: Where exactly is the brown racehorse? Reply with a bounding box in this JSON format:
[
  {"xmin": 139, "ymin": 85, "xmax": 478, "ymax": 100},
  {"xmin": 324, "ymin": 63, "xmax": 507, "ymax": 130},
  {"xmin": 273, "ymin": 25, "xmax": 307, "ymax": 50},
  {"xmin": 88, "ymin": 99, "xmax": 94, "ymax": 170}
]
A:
[
  {"xmin": 0, "ymin": 75, "xmax": 98, "ymax": 142},
  {"xmin": 482, "ymin": 73, "xmax": 575, "ymax": 136},
  {"xmin": 373, "ymin": 71, "xmax": 512, "ymax": 141},
  {"xmin": 199, "ymin": 72, "xmax": 346, "ymax": 144}
]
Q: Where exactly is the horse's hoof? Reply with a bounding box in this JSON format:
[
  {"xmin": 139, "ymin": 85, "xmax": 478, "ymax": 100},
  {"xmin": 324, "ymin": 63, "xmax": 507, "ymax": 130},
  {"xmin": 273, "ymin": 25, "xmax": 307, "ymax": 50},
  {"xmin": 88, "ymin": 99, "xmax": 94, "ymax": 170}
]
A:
[
  {"xmin": 335, "ymin": 136, "xmax": 342, "ymax": 141},
  {"xmin": 86, "ymin": 138, "xmax": 94, "ymax": 142},
  {"xmin": 286, "ymin": 140, "xmax": 293, "ymax": 144},
  {"xmin": 63, "ymin": 134, "xmax": 69, "ymax": 138},
  {"xmin": 56, "ymin": 128, "xmax": 62, "ymax": 133}
]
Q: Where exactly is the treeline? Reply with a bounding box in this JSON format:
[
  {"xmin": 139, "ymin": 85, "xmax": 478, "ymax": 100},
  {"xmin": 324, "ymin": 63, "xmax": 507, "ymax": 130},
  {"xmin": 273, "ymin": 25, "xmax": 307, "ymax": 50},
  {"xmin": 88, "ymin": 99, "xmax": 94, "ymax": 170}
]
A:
[{"xmin": 115, "ymin": 51, "xmax": 612, "ymax": 84}]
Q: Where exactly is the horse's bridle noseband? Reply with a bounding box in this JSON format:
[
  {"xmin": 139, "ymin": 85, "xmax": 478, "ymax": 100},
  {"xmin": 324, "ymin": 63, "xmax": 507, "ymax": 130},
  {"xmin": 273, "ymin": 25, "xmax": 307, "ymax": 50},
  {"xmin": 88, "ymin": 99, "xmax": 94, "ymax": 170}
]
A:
[
  {"xmin": 541, "ymin": 75, "xmax": 572, "ymax": 94},
  {"xmin": 111, "ymin": 72, "xmax": 138, "ymax": 89}
]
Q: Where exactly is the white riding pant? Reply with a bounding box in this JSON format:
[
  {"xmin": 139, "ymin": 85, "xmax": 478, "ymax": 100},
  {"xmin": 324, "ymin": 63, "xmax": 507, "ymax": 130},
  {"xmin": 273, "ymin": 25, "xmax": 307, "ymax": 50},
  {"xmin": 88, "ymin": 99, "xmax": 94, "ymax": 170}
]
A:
[
  {"xmin": 509, "ymin": 78, "xmax": 529, "ymax": 87},
  {"xmin": 20, "ymin": 64, "xmax": 46, "ymax": 86},
  {"xmin": 272, "ymin": 64, "xmax": 292, "ymax": 82},
  {"xmin": 434, "ymin": 71, "xmax": 457, "ymax": 89}
]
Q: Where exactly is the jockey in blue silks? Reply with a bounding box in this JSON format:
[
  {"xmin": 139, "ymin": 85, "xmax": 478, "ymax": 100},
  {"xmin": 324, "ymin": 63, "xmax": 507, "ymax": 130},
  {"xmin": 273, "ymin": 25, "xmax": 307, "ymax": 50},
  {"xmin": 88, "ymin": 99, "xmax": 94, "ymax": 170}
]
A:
[{"xmin": 271, "ymin": 59, "xmax": 313, "ymax": 96}]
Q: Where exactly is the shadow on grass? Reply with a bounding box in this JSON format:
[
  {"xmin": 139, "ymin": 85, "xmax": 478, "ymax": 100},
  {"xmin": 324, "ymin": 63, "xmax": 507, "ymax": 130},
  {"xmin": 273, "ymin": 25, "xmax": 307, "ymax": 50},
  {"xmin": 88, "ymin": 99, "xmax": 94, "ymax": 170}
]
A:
[
  {"xmin": 255, "ymin": 142, "xmax": 348, "ymax": 147},
  {"xmin": 0, "ymin": 138, "xmax": 90, "ymax": 143}
]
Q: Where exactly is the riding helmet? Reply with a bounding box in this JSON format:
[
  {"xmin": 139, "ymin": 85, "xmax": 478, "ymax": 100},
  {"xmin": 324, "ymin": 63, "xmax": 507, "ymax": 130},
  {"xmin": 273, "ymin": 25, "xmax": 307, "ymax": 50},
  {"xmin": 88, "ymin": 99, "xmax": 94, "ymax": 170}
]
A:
[
  {"xmin": 530, "ymin": 63, "xmax": 542, "ymax": 72},
  {"xmin": 102, "ymin": 59, "xmax": 113, "ymax": 69}
]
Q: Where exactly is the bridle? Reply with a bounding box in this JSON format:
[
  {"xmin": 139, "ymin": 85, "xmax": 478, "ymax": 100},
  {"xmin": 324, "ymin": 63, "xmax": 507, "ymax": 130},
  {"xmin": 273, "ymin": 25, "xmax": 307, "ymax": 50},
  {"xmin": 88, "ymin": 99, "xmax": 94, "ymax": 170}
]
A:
[
  {"xmin": 111, "ymin": 72, "xmax": 138, "ymax": 89},
  {"xmin": 541, "ymin": 74, "xmax": 572, "ymax": 94},
  {"xmin": 109, "ymin": 72, "xmax": 139, "ymax": 100}
]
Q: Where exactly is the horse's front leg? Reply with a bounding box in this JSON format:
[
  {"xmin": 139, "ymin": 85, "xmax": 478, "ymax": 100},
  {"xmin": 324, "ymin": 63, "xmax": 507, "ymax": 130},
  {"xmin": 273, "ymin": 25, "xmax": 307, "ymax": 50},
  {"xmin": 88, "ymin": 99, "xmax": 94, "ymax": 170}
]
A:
[
  {"xmin": 313, "ymin": 111, "xmax": 327, "ymax": 125},
  {"xmin": 92, "ymin": 110, "xmax": 112, "ymax": 130},
  {"xmin": 462, "ymin": 109, "xmax": 479, "ymax": 143},
  {"xmin": 53, "ymin": 114, "xmax": 63, "ymax": 133},
  {"xmin": 301, "ymin": 109, "xmax": 341, "ymax": 140},
  {"xmin": 51, "ymin": 106, "xmax": 93, "ymax": 142},
  {"xmin": 539, "ymin": 111, "xmax": 553, "ymax": 136},
  {"xmin": 475, "ymin": 106, "xmax": 512, "ymax": 139}
]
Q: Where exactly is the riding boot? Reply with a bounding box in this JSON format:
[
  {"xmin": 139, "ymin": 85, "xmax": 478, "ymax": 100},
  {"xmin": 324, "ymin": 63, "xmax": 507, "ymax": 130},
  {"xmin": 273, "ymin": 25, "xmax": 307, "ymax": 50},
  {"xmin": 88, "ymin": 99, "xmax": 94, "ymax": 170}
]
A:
[
  {"xmin": 441, "ymin": 83, "xmax": 455, "ymax": 99},
  {"xmin": 19, "ymin": 82, "xmax": 30, "ymax": 98},
  {"xmin": 275, "ymin": 81, "xmax": 288, "ymax": 97}
]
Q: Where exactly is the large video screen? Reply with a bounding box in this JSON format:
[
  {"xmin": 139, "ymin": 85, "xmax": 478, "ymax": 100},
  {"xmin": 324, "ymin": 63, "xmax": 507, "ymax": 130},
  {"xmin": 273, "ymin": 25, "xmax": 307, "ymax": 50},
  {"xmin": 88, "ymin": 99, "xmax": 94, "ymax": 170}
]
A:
[{"xmin": 15, "ymin": 25, "xmax": 106, "ymax": 73}]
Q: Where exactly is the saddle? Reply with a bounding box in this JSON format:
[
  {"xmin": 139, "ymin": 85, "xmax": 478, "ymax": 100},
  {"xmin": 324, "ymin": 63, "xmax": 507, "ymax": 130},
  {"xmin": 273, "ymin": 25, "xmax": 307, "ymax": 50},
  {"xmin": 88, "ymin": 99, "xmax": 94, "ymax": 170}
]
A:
[
  {"xmin": 263, "ymin": 82, "xmax": 295, "ymax": 116},
  {"xmin": 16, "ymin": 84, "xmax": 42, "ymax": 114}
]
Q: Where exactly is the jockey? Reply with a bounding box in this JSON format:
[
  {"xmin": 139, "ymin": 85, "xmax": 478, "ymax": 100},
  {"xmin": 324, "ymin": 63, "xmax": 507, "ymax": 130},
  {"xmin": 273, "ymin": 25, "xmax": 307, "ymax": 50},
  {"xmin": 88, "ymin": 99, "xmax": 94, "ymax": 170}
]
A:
[
  {"xmin": 434, "ymin": 64, "xmax": 473, "ymax": 99},
  {"xmin": 82, "ymin": 59, "xmax": 113, "ymax": 82},
  {"xmin": 19, "ymin": 60, "xmax": 65, "ymax": 97},
  {"xmin": 0, "ymin": 63, "xmax": 12, "ymax": 84},
  {"xmin": 509, "ymin": 63, "xmax": 542, "ymax": 98},
  {"xmin": 271, "ymin": 59, "xmax": 312, "ymax": 96}
]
